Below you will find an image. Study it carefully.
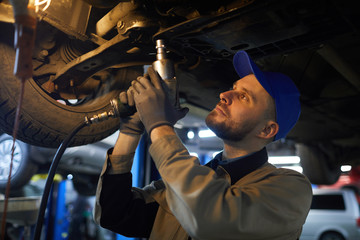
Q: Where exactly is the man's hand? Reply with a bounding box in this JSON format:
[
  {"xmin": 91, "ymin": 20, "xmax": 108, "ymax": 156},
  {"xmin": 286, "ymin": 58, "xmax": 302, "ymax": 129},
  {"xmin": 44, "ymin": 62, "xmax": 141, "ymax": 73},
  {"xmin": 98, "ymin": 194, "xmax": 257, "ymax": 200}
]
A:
[
  {"xmin": 118, "ymin": 89, "xmax": 144, "ymax": 135},
  {"xmin": 131, "ymin": 67, "xmax": 188, "ymax": 135}
]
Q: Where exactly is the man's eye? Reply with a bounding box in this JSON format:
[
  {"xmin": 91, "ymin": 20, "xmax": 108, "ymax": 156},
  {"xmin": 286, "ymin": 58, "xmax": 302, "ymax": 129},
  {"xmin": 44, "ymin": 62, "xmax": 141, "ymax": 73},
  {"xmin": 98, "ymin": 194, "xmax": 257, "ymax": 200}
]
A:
[{"xmin": 240, "ymin": 93, "xmax": 248, "ymax": 100}]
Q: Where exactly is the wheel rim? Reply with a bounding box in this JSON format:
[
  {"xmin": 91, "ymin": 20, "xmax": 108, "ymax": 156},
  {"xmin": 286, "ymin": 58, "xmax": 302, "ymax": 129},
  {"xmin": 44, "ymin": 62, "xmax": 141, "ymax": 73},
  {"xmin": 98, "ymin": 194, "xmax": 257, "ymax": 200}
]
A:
[{"xmin": 0, "ymin": 139, "xmax": 22, "ymax": 181}]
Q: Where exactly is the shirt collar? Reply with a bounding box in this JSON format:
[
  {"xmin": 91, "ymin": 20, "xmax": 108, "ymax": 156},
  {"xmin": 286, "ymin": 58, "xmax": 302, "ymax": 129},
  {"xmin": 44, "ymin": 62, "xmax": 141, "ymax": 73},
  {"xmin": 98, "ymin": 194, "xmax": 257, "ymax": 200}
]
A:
[{"xmin": 208, "ymin": 148, "xmax": 268, "ymax": 184}]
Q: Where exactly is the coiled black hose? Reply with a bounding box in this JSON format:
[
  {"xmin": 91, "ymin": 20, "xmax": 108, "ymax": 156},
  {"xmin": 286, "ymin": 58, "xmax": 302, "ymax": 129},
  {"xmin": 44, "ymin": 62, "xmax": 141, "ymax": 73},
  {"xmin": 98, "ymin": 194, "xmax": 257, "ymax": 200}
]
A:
[{"xmin": 34, "ymin": 121, "xmax": 88, "ymax": 240}]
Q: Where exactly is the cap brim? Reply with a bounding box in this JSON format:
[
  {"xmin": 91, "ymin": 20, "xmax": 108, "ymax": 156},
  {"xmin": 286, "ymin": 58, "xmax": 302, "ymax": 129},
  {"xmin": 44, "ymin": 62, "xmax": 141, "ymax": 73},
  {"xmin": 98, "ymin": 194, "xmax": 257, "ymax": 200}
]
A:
[{"xmin": 233, "ymin": 51, "xmax": 274, "ymax": 98}]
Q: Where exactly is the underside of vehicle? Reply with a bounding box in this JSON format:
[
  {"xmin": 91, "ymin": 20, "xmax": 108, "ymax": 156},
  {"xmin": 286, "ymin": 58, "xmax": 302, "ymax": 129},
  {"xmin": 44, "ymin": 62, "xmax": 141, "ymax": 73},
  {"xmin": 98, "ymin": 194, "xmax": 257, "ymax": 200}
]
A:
[{"xmin": 0, "ymin": 0, "xmax": 359, "ymax": 184}]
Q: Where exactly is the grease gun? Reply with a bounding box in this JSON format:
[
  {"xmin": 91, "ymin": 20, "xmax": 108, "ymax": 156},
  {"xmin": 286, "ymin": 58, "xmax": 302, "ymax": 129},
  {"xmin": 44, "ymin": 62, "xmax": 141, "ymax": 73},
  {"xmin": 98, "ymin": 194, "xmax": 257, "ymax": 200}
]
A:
[{"xmin": 85, "ymin": 39, "xmax": 178, "ymax": 124}]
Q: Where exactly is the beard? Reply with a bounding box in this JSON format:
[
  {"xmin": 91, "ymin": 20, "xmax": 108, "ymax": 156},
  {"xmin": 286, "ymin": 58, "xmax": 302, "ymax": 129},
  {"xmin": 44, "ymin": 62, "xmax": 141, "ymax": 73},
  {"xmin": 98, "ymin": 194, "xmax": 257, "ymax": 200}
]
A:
[{"xmin": 205, "ymin": 110, "xmax": 256, "ymax": 142}]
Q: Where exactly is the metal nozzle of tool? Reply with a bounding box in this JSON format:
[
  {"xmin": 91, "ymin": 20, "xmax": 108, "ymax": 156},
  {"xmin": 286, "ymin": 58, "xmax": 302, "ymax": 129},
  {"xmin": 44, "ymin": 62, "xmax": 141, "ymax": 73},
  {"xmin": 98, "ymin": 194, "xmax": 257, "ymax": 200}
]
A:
[
  {"xmin": 152, "ymin": 39, "xmax": 175, "ymax": 81},
  {"xmin": 103, "ymin": 39, "xmax": 178, "ymax": 121},
  {"xmin": 84, "ymin": 111, "xmax": 115, "ymax": 125},
  {"xmin": 152, "ymin": 39, "xmax": 179, "ymax": 108}
]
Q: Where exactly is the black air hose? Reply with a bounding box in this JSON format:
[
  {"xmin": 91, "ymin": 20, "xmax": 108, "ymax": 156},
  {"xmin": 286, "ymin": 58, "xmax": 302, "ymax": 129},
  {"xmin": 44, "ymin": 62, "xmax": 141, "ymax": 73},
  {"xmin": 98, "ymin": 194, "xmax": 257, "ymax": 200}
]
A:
[{"xmin": 34, "ymin": 121, "xmax": 88, "ymax": 240}]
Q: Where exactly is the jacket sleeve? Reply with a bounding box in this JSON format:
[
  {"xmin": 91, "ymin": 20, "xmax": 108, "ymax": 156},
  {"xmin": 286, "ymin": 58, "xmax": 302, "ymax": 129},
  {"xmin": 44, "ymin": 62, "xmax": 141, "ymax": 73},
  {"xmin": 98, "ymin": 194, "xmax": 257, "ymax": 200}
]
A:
[
  {"xmin": 93, "ymin": 149, "xmax": 159, "ymax": 238},
  {"xmin": 149, "ymin": 135, "xmax": 313, "ymax": 240}
]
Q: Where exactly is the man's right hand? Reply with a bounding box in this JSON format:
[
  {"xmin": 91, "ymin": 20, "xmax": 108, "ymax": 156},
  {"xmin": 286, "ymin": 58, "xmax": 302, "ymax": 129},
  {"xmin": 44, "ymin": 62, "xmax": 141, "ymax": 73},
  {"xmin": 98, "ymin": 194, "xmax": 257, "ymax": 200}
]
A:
[
  {"xmin": 132, "ymin": 67, "xmax": 188, "ymax": 135},
  {"xmin": 118, "ymin": 89, "xmax": 144, "ymax": 135}
]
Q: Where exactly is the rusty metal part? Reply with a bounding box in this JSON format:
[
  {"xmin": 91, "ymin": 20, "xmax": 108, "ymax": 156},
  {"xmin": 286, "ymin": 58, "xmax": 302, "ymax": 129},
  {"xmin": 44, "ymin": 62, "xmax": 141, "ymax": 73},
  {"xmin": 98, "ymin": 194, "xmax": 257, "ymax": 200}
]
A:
[
  {"xmin": 0, "ymin": 0, "xmax": 92, "ymax": 41},
  {"xmin": 37, "ymin": 0, "xmax": 91, "ymax": 41},
  {"xmin": 82, "ymin": 0, "xmax": 118, "ymax": 8},
  {"xmin": 116, "ymin": 13, "xmax": 156, "ymax": 36},
  {"xmin": 153, "ymin": 0, "xmax": 255, "ymax": 41},
  {"xmin": 51, "ymin": 34, "xmax": 154, "ymax": 90},
  {"xmin": 47, "ymin": 0, "xmax": 159, "ymax": 92},
  {"xmin": 0, "ymin": 2, "xmax": 14, "ymax": 23},
  {"xmin": 96, "ymin": 1, "xmax": 141, "ymax": 37},
  {"xmin": 89, "ymin": 33, "xmax": 108, "ymax": 46},
  {"xmin": 60, "ymin": 39, "xmax": 96, "ymax": 64},
  {"xmin": 51, "ymin": 34, "xmax": 156, "ymax": 92}
]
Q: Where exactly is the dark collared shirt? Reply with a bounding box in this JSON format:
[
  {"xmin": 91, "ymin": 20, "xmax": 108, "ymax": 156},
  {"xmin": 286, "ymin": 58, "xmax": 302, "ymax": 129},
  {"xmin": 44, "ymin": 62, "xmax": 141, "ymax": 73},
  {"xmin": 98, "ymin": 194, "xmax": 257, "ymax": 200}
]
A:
[{"xmin": 208, "ymin": 147, "xmax": 268, "ymax": 184}]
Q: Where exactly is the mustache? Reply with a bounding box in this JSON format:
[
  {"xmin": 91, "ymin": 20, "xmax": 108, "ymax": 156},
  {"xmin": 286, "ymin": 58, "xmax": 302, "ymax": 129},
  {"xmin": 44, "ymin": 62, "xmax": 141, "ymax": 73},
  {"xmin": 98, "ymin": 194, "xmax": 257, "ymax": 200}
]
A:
[{"xmin": 214, "ymin": 102, "xmax": 229, "ymax": 116}]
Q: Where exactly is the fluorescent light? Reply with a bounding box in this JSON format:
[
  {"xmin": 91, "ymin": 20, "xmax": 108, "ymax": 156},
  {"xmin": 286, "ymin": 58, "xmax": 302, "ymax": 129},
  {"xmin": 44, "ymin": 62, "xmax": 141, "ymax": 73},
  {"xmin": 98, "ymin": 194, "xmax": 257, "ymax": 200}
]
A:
[
  {"xmin": 282, "ymin": 166, "xmax": 303, "ymax": 173},
  {"xmin": 174, "ymin": 123, "xmax": 183, "ymax": 129},
  {"xmin": 268, "ymin": 156, "xmax": 301, "ymax": 164},
  {"xmin": 199, "ymin": 129, "xmax": 216, "ymax": 138},
  {"xmin": 341, "ymin": 165, "xmax": 352, "ymax": 172}
]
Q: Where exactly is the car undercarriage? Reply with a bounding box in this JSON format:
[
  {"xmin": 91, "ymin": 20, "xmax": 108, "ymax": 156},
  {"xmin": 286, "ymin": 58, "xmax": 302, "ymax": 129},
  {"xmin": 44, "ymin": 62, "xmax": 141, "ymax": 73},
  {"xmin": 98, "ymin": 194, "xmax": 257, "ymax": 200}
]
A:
[{"xmin": 0, "ymin": 0, "xmax": 359, "ymax": 185}]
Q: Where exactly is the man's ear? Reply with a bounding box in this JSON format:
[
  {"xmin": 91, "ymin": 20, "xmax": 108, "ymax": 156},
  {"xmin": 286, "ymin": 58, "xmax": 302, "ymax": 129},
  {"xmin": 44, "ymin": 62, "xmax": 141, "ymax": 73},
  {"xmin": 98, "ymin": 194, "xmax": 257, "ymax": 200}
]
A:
[{"xmin": 258, "ymin": 121, "xmax": 279, "ymax": 140}]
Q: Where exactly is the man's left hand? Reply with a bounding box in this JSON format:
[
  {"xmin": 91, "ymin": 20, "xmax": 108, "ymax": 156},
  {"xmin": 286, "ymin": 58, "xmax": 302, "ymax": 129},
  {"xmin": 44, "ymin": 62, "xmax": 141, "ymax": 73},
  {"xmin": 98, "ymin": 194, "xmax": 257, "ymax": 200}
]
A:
[{"xmin": 131, "ymin": 67, "xmax": 188, "ymax": 135}]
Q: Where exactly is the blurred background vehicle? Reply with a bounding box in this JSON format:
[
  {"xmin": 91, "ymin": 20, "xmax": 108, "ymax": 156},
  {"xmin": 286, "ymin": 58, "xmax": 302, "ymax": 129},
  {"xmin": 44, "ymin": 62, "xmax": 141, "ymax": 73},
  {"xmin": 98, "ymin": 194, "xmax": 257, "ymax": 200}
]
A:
[
  {"xmin": 0, "ymin": 132, "xmax": 116, "ymax": 196},
  {"xmin": 318, "ymin": 167, "xmax": 360, "ymax": 204},
  {"xmin": 300, "ymin": 188, "xmax": 360, "ymax": 240}
]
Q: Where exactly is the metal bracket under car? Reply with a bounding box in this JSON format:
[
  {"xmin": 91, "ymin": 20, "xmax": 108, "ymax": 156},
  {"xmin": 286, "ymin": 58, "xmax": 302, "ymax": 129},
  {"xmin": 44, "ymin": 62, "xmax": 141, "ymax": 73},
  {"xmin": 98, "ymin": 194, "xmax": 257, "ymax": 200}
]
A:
[
  {"xmin": 47, "ymin": 1, "xmax": 159, "ymax": 93},
  {"xmin": 44, "ymin": 0, "xmax": 262, "ymax": 93},
  {"xmin": 50, "ymin": 34, "xmax": 155, "ymax": 92}
]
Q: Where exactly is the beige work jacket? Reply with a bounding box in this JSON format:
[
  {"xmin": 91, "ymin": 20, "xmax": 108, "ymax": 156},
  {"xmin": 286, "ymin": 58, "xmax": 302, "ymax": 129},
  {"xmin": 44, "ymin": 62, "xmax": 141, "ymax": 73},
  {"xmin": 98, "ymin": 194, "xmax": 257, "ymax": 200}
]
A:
[{"xmin": 94, "ymin": 135, "xmax": 312, "ymax": 240}]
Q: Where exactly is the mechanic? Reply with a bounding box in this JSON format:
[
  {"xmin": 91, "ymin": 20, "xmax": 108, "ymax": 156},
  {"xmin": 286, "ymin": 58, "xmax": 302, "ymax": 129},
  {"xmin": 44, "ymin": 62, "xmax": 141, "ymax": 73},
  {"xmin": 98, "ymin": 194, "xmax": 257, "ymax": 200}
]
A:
[{"xmin": 94, "ymin": 50, "xmax": 313, "ymax": 240}]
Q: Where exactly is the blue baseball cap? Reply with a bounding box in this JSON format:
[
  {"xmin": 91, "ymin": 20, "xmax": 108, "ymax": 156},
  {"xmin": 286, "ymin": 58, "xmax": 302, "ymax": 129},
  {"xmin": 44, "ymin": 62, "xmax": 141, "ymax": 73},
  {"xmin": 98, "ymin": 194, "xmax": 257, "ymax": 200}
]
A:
[{"xmin": 233, "ymin": 51, "xmax": 301, "ymax": 140}]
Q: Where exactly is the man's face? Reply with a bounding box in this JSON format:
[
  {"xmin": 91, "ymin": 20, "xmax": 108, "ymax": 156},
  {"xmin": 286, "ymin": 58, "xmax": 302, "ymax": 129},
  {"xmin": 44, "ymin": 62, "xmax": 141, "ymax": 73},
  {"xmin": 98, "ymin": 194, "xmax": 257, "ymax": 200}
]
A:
[{"xmin": 205, "ymin": 74, "xmax": 275, "ymax": 141}]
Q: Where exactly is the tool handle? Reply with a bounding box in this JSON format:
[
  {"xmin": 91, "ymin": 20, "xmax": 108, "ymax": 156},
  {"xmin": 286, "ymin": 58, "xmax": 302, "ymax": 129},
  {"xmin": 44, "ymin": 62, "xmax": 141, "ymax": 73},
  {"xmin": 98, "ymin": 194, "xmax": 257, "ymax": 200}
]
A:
[
  {"xmin": 152, "ymin": 39, "xmax": 180, "ymax": 109},
  {"xmin": 110, "ymin": 98, "xmax": 137, "ymax": 118}
]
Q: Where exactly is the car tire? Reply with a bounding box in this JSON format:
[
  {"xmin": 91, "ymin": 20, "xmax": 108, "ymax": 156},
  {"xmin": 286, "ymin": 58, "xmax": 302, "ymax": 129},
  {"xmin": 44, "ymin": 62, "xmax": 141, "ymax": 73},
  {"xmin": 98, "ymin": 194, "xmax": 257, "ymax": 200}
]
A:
[
  {"xmin": 0, "ymin": 29, "xmax": 142, "ymax": 148},
  {"xmin": 0, "ymin": 134, "xmax": 38, "ymax": 191},
  {"xmin": 320, "ymin": 231, "xmax": 345, "ymax": 240}
]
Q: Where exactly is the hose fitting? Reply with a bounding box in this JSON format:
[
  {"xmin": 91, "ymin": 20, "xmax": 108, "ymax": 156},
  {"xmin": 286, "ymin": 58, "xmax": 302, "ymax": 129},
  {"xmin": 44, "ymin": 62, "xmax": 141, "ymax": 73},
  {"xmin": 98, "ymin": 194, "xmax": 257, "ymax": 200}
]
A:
[{"xmin": 84, "ymin": 110, "xmax": 116, "ymax": 125}]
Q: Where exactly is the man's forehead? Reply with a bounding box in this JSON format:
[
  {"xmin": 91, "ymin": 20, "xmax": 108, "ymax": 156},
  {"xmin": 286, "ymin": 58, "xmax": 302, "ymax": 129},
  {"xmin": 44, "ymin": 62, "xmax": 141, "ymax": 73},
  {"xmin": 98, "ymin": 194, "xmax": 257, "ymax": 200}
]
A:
[
  {"xmin": 234, "ymin": 74, "xmax": 260, "ymax": 88},
  {"xmin": 234, "ymin": 74, "xmax": 273, "ymax": 99}
]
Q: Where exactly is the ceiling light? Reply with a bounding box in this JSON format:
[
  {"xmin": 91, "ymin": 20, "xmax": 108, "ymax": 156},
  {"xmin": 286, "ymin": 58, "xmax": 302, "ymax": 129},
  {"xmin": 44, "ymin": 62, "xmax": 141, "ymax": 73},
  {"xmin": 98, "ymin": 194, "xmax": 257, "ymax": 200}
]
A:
[
  {"xmin": 199, "ymin": 129, "xmax": 216, "ymax": 138},
  {"xmin": 268, "ymin": 156, "xmax": 301, "ymax": 164},
  {"xmin": 187, "ymin": 131, "xmax": 195, "ymax": 139}
]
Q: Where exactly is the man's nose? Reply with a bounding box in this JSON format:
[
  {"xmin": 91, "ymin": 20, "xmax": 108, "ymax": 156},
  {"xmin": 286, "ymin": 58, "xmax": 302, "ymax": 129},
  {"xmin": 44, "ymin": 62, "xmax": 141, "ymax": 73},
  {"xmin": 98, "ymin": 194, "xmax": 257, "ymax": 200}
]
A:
[{"xmin": 220, "ymin": 91, "xmax": 232, "ymax": 105}]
